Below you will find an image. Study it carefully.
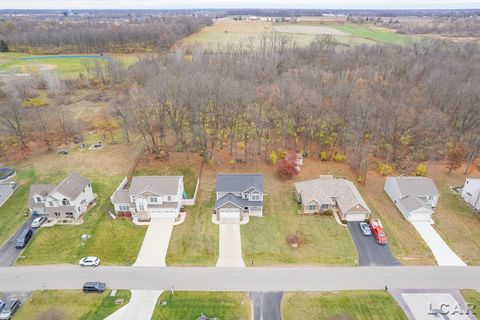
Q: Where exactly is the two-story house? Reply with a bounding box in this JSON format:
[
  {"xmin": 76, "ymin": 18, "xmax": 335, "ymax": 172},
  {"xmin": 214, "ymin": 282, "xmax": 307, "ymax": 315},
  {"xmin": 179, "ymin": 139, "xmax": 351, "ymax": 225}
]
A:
[
  {"xmin": 384, "ymin": 176, "xmax": 440, "ymax": 222},
  {"xmin": 214, "ymin": 173, "xmax": 264, "ymax": 224},
  {"xmin": 461, "ymin": 177, "xmax": 480, "ymax": 211},
  {"xmin": 111, "ymin": 176, "xmax": 184, "ymax": 221},
  {"xmin": 28, "ymin": 173, "xmax": 95, "ymax": 221}
]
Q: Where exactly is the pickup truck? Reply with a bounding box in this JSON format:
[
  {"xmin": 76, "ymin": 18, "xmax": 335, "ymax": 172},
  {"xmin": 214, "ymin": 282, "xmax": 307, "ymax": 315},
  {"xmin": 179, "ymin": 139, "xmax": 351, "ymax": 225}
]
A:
[{"xmin": 369, "ymin": 219, "xmax": 387, "ymax": 245}]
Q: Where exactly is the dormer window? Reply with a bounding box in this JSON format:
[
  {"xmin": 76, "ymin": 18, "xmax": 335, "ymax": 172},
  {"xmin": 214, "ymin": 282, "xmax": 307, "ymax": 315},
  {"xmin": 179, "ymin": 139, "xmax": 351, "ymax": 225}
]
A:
[
  {"xmin": 167, "ymin": 196, "xmax": 172, "ymax": 201},
  {"xmin": 48, "ymin": 201, "xmax": 54, "ymax": 207},
  {"xmin": 250, "ymin": 194, "xmax": 260, "ymax": 201},
  {"xmin": 427, "ymin": 195, "xmax": 434, "ymax": 201},
  {"xmin": 150, "ymin": 197, "xmax": 157, "ymax": 203},
  {"xmin": 35, "ymin": 196, "xmax": 42, "ymax": 203},
  {"xmin": 62, "ymin": 198, "xmax": 70, "ymax": 206}
]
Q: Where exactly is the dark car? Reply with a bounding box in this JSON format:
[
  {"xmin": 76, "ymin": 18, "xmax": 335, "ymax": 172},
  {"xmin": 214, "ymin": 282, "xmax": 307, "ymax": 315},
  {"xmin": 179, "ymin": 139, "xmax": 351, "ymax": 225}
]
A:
[
  {"xmin": 359, "ymin": 222, "xmax": 372, "ymax": 236},
  {"xmin": 0, "ymin": 298, "xmax": 21, "ymax": 320},
  {"xmin": 83, "ymin": 282, "xmax": 106, "ymax": 293},
  {"xmin": 15, "ymin": 228, "xmax": 33, "ymax": 248}
]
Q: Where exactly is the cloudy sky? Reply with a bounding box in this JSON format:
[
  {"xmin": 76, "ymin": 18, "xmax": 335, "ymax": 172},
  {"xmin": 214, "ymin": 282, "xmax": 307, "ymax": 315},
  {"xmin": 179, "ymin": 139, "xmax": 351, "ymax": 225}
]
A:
[{"xmin": 1, "ymin": 0, "xmax": 479, "ymax": 9}]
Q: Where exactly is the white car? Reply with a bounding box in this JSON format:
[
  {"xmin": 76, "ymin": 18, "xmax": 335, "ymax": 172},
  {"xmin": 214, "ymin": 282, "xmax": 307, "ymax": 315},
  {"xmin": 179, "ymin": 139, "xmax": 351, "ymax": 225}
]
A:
[
  {"xmin": 31, "ymin": 216, "xmax": 47, "ymax": 228},
  {"xmin": 79, "ymin": 256, "xmax": 100, "ymax": 267}
]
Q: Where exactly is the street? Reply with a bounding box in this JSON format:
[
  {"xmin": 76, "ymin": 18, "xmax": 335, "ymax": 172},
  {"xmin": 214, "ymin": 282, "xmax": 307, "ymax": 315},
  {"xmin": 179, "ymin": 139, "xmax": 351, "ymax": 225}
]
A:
[{"xmin": 0, "ymin": 266, "xmax": 479, "ymax": 292}]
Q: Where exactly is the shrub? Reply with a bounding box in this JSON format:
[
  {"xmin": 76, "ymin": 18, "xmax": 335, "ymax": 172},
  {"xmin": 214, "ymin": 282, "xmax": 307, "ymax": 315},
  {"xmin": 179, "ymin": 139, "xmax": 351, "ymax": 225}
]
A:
[
  {"xmin": 414, "ymin": 163, "xmax": 427, "ymax": 176},
  {"xmin": 319, "ymin": 151, "xmax": 329, "ymax": 161},
  {"xmin": 323, "ymin": 209, "xmax": 333, "ymax": 216},
  {"xmin": 270, "ymin": 149, "xmax": 287, "ymax": 165},
  {"xmin": 377, "ymin": 163, "xmax": 393, "ymax": 176},
  {"xmin": 277, "ymin": 158, "xmax": 299, "ymax": 179},
  {"xmin": 332, "ymin": 152, "xmax": 346, "ymax": 162},
  {"xmin": 23, "ymin": 97, "xmax": 47, "ymax": 107}
]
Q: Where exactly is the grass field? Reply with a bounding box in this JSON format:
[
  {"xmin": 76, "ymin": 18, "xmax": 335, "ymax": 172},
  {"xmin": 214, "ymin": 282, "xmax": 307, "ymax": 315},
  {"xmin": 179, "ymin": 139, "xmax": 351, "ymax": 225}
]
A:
[
  {"xmin": 461, "ymin": 290, "xmax": 480, "ymax": 310},
  {"xmin": 5, "ymin": 138, "xmax": 147, "ymax": 266},
  {"xmin": 14, "ymin": 290, "xmax": 130, "ymax": 320},
  {"xmin": 0, "ymin": 52, "xmax": 138, "ymax": 77},
  {"xmin": 281, "ymin": 291, "xmax": 407, "ymax": 320},
  {"xmin": 152, "ymin": 292, "xmax": 250, "ymax": 320},
  {"xmin": 181, "ymin": 19, "xmax": 409, "ymax": 49}
]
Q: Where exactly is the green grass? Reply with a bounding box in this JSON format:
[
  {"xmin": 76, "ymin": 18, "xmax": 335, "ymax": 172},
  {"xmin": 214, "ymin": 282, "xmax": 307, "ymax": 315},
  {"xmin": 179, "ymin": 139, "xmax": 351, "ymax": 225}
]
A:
[
  {"xmin": 461, "ymin": 290, "xmax": 480, "ymax": 311},
  {"xmin": 282, "ymin": 291, "xmax": 407, "ymax": 320},
  {"xmin": 14, "ymin": 290, "xmax": 130, "ymax": 320},
  {"xmin": 16, "ymin": 175, "xmax": 146, "ymax": 266},
  {"xmin": 330, "ymin": 24, "xmax": 409, "ymax": 45},
  {"xmin": 242, "ymin": 176, "xmax": 357, "ymax": 266},
  {"xmin": 166, "ymin": 193, "xmax": 219, "ymax": 266},
  {"xmin": 152, "ymin": 292, "xmax": 250, "ymax": 320}
]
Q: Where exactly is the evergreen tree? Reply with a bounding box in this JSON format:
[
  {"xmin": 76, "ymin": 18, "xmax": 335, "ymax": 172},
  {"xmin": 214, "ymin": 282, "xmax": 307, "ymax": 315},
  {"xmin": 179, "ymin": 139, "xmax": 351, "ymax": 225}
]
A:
[{"xmin": 0, "ymin": 39, "xmax": 8, "ymax": 52}]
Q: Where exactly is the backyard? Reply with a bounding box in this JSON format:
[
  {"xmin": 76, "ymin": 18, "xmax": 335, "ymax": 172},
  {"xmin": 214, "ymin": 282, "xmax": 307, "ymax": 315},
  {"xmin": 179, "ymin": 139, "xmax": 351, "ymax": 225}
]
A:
[
  {"xmin": 281, "ymin": 291, "xmax": 407, "ymax": 320},
  {"xmin": 14, "ymin": 290, "xmax": 130, "ymax": 320},
  {"xmin": 152, "ymin": 291, "xmax": 250, "ymax": 320}
]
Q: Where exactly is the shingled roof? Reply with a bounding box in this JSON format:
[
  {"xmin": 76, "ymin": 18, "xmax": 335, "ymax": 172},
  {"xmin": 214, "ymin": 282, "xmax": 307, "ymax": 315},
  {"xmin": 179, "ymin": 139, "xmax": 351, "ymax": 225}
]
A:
[
  {"xmin": 51, "ymin": 173, "xmax": 90, "ymax": 200},
  {"xmin": 129, "ymin": 176, "xmax": 182, "ymax": 196},
  {"xmin": 216, "ymin": 174, "xmax": 264, "ymax": 193}
]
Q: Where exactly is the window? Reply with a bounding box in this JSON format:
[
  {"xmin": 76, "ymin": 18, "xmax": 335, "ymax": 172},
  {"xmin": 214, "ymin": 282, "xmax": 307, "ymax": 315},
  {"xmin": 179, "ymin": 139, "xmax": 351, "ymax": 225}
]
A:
[
  {"xmin": 427, "ymin": 195, "xmax": 435, "ymax": 201},
  {"xmin": 250, "ymin": 194, "xmax": 261, "ymax": 201},
  {"xmin": 48, "ymin": 201, "xmax": 54, "ymax": 207},
  {"xmin": 119, "ymin": 205, "xmax": 130, "ymax": 211},
  {"xmin": 139, "ymin": 204, "xmax": 145, "ymax": 211},
  {"xmin": 150, "ymin": 197, "xmax": 157, "ymax": 203},
  {"xmin": 167, "ymin": 196, "xmax": 172, "ymax": 201},
  {"xmin": 62, "ymin": 199, "xmax": 70, "ymax": 206},
  {"xmin": 35, "ymin": 197, "xmax": 42, "ymax": 203},
  {"xmin": 321, "ymin": 204, "xmax": 330, "ymax": 209},
  {"xmin": 307, "ymin": 204, "xmax": 317, "ymax": 211},
  {"xmin": 66, "ymin": 212, "xmax": 74, "ymax": 218}
]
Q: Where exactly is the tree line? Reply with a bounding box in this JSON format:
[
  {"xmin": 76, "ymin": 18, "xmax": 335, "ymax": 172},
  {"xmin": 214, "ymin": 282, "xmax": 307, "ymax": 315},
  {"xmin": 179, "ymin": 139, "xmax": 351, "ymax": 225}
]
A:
[
  {"xmin": 0, "ymin": 16, "xmax": 212, "ymax": 53},
  {"xmin": 1, "ymin": 37, "xmax": 479, "ymax": 181}
]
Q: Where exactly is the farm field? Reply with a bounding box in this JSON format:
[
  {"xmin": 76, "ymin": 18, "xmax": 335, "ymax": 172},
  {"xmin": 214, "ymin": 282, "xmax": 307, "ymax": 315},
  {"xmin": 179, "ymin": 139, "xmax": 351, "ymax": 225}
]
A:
[
  {"xmin": 14, "ymin": 290, "xmax": 130, "ymax": 320},
  {"xmin": 281, "ymin": 291, "xmax": 407, "ymax": 320},
  {"xmin": 181, "ymin": 18, "xmax": 409, "ymax": 49},
  {"xmin": 0, "ymin": 52, "xmax": 139, "ymax": 77},
  {"xmin": 152, "ymin": 291, "xmax": 250, "ymax": 320}
]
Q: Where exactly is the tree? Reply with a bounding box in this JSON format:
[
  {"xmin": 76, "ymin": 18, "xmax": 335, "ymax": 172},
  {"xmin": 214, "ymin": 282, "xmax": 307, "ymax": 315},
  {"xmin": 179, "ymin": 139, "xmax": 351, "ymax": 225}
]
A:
[
  {"xmin": 0, "ymin": 39, "xmax": 8, "ymax": 52},
  {"xmin": 446, "ymin": 144, "xmax": 467, "ymax": 174},
  {"xmin": 277, "ymin": 158, "xmax": 299, "ymax": 179}
]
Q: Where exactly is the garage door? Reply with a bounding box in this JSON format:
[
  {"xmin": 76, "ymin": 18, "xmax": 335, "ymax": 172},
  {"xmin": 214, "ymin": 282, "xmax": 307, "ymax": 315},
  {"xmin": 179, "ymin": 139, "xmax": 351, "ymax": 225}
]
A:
[
  {"xmin": 150, "ymin": 210, "xmax": 177, "ymax": 218},
  {"xmin": 409, "ymin": 211, "xmax": 432, "ymax": 221},
  {"xmin": 345, "ymin": 213, "xmax": 368, "ymax": 222},
  {"xmin": 219, "ymin": 209, "xmax": 240, "ymax": 224}
]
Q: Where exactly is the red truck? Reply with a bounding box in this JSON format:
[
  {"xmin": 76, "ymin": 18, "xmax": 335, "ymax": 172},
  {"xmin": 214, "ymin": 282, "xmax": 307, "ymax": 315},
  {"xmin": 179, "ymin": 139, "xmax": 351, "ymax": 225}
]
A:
[{"xmin": 369, "ymin": 219, "xmax": 387, "ymax": 245}]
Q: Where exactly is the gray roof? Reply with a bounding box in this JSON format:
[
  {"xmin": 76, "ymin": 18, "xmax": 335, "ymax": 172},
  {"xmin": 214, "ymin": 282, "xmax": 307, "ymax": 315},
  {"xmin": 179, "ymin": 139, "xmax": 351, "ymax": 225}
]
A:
[
  {"xmin": 51, "ymin": 173, "xmax": 90, "ymax": 200},
  {"xmin": 28, "ymin": 184, "xmax": 55, "ymax": 208},
  {"xmin": 111, "ymin": 189, "xmax": 130, "ymax": 204},
  {"xmin": 295, "ymin": 176, "xmax": 370, "ymax": 213},
  {"xmin": 44, "ymin": 205, "xmax": 76, "ymax": 215},
  {"xmin": 399, "ymin": 196, "xmax": 434, "ymax": 213},
  {"xmin": 148, "ymin": 202, "xmax": 179, "ymax": 209},
  {"xmin": 129, "ymin": 176, "xmax": 182, "ymax": 196},
  {"xmin": 214, "ymin": 193, "xmax": 263, "ymax": 209},
  {"xmin": 389, "ymin": 176, "xmax": 440, "ymax": 197},
  {"xmin": 216, "ymin": 174, "xmax": 264, "ymax": 193}
]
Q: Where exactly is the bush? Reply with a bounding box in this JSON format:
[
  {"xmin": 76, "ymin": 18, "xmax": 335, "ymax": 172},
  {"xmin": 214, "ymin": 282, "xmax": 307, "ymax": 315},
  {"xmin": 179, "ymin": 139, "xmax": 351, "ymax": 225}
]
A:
[
  {"xmin": 270, "ymin": 149, "xmax": 287, "ymax": 165},
  {"xmin": 414, "ymin": 163, "xmax": 427, "ymax": 176},
  {"xmin": 377, "ymin": 163, "xmax": 393, "ymax": 176},
  {"xmin": 319, "ymin": 151, "xmax": 329, "ymax": 161},
  {"xmin": 323, "ymin": 209, "xmax": 333, "ymax": 216},
  {"xmin": 332, "ymin": 152, "xmax": 346, "ymax": 162},
  {"xmin": 23, "ymin": 97, "xmax": 47, "ymax": 107},
  {"xmin": 277, "ymin": 158, "xmax": 299, "ymax": 179}
]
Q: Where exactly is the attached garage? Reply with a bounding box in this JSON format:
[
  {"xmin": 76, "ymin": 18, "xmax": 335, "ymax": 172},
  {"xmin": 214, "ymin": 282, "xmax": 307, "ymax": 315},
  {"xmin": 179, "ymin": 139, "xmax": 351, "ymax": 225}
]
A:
[
  {"xmin": 218, "ymin": 208, "xmax": 241, "ymax": 224},
  {"xmin": 397, "ymin": 197, "xmax": 434, "ymax": 222},
  {"xmin": 344, "ymin": 212, "xmax": 369, "ymax": 222},
  {"xmin": 408, "ymin": 208, "xmax": 433, "ymax": 222}
]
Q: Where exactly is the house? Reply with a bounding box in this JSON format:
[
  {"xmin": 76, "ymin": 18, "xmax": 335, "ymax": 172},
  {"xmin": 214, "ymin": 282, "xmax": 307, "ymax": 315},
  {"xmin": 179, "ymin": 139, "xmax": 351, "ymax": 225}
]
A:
[
  {"xmin": 214, "ymin": 174, "xmax": 264, "ymax": 224},
  {"xmin": 0, "ymin": 182, "xmax": 16, "ymax": 207},
  {"xmin": 384, "ymin": 176, "xmax": 440, "ymax": 221},
  {"xmin": 461, "ymin": 177, "xmax": 480, "ymax": 211},
  {"xmin": 28, "ymin": 173, "xmax": 95, "ymax": 221},
  {"xmin": 111, "ymin": 176, "xmax": 184, "ymax": 221},
  {"xmin": 295, "ymin": 175, "xmax": 371, "ymax": 221}
]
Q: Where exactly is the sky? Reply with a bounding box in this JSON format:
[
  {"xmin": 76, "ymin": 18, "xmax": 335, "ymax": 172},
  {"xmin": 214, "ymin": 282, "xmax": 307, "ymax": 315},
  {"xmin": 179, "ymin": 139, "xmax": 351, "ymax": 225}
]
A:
[{"xmin": 0, "ymin": 0, "xmax": 479, "ymax": 10}]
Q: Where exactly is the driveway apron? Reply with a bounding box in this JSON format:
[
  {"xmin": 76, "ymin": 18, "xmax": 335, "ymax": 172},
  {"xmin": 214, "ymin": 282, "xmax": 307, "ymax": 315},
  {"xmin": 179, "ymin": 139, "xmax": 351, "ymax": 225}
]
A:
[{"xmin": 216, "ymin": 223, "xmax": 245, "ymax": 267}]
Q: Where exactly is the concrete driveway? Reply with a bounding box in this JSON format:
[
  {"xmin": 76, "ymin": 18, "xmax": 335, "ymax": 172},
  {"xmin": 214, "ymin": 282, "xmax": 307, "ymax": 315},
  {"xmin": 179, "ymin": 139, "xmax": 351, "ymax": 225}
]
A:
[
  {"xmin": 104, "ymin": 290, "xmax": 162, "ymax": 320},
  {"xmin": 411, "ymin": 221, "xmax": 466, "ymax": 266},
  {"xmin": 390, "ymin": 288, "xmax": 476, "ymax": 320},
  {"xmin": 216, "ymin": 224, "xmax": 245, "ymax": 267},
  {"xmin": 0, "ymin": 215, "xmax": 36, "ymax": 267},
  {"xmin": 348, "ymin": 222, "xmax": 400, "ymax": 266},
  {"xmin": 249, "ymin": 292, "xmax": 283, "ymax": 320},
  {"xmin": 134, "ymin": 217, "xmax": 175, "ymax": 267}
]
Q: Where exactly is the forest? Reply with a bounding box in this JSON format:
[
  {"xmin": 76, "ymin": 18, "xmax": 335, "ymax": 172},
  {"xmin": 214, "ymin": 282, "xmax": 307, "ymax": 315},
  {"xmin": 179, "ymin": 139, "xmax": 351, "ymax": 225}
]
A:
[{"xmin": 1, "ymin": 34, "xmax": 479, "ymax": 182}]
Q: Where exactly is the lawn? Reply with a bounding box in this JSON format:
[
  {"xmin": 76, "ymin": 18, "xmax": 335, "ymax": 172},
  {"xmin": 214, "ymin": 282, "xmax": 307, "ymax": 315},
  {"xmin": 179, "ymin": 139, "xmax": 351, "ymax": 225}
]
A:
[
  {"xmin": 330, "ymin": 24, "xmax": 409, "ymax": 44},
  {"xmin": 281, "ymin": 291, "xmax": 407, "ymax": 320},
  {"xmin": 14, "ymin": 290, "xmax": 130, "ymax": 320},
  {"xmin": 0, "ymin": 52, "xmax": 138, "ymax": 77},
  {"xmin": 461, "ymin": 290, "xmax": 480, "ymax": 311},
  {"xmin": 152, "ymin": 291, "xmax": 250, "ymax": 320}
]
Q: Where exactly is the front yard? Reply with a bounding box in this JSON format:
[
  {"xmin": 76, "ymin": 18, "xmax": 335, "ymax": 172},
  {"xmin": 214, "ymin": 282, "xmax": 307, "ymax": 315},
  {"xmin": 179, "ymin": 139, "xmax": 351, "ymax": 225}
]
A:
[
  {"xmin": 14, "ymin": 290, "xmax": 130, "ymax": 320},
  {"xmin": 152, "ymin": 292, "xmax": 250, "ymax": 320},
  {"xmin": 281, "ymin": 291, "xmax": 407, "ymax": 320}
]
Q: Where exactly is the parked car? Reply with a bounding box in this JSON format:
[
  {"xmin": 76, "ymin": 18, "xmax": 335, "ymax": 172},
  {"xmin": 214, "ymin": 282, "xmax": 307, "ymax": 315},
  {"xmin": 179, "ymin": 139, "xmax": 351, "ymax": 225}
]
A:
[
  {"xmin": 31, "ymin": 215, "xmax": 47, "ymax": 228},
  {"xmin": 0, "ymin": 300, "xmax": 5, "ymax": 312},
  {"xmin": 15, "ymin": 229, "xmax": 33, "ymax": 249},
  {"xmin": 82, "ymin": 282, "xmax": 106, "ymax": 293},
  {"xmin": 79, "ymin": 257, "xmax": 100, "ymax": 267},
  {"xmin": 0, "ymin": 298, "xmax": 21, "ymax": 320},
  {"xmin": 359, "ymin": 222, "xmax": 372, "ymax": 236},
  {"xmin": 369, "ymin": 219, "xmax": 388, "ymax": 245}
]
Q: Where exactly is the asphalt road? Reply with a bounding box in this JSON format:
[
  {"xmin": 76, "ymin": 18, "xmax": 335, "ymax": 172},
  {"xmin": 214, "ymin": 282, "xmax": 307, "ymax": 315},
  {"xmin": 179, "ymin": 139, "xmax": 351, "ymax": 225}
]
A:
[
  {"xmin": 0, "ymin": 215, "xmax": 36, "ymax": 267},
  {"xmin": 0, "ymin": 266, "xmax": 479, "ymax": 292},
  {"xmin": 249, "ymin": 292, "xmax": 283, "ymax": 320},
  {"xmin": 348, "ymin": 222, "xmax": 400, "ymax": 266}
]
